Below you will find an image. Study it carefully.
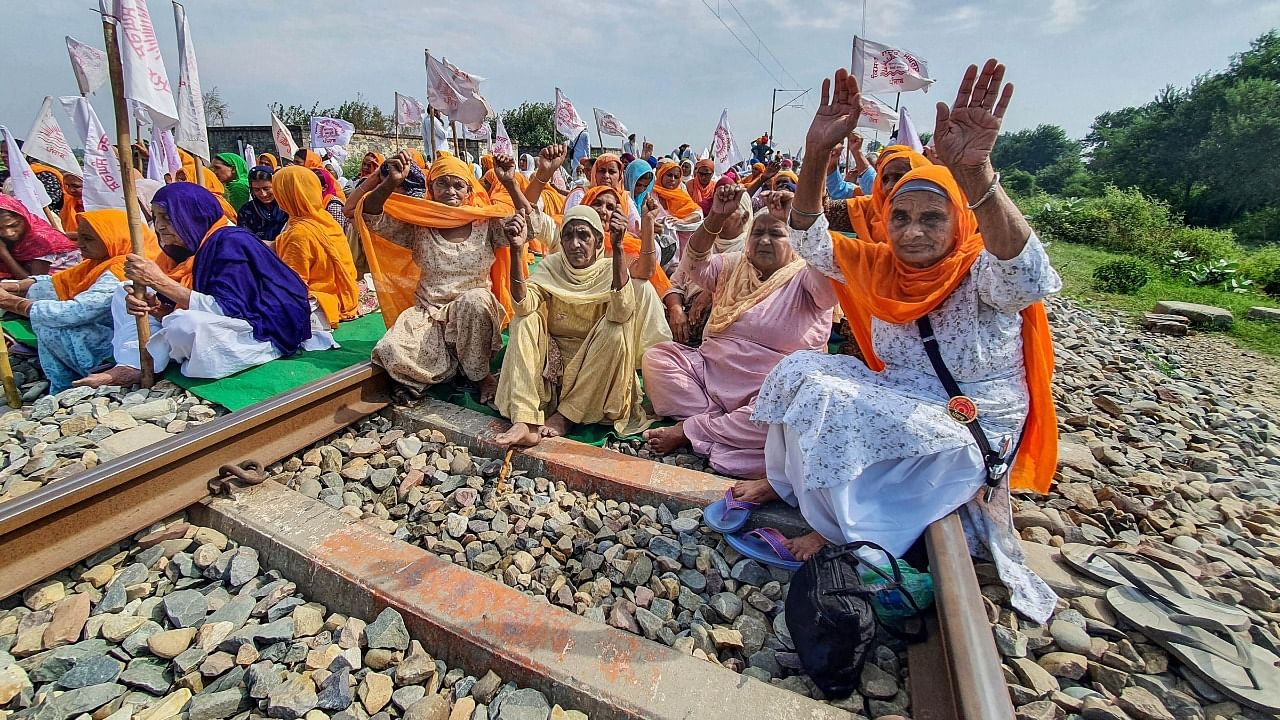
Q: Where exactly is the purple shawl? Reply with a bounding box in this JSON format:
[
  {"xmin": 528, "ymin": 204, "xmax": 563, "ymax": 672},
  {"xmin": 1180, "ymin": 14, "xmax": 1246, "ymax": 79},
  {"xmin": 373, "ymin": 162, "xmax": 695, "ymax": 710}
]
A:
[{"xmin": 151, "ymin": 182, "xmax": 311, "ymax": 356}]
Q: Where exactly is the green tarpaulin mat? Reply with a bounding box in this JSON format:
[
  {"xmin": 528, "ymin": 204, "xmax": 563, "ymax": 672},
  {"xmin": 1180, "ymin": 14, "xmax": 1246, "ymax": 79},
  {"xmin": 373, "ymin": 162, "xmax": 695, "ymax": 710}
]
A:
[
  {"xmin": 164, "ymin": 312, "xmax": 387, "ymax": 411},
  {"xmin": 3, "ymin": 318, "xmax": 36, "ymax": 347}
]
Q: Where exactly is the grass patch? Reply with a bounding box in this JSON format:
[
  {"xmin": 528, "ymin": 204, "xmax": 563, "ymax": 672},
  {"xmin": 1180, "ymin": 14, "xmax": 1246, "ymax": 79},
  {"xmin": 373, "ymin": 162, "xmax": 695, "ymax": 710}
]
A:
[{"xmin": 1044, "ymin": 240, "xmax": 1280, "ymax": 357}]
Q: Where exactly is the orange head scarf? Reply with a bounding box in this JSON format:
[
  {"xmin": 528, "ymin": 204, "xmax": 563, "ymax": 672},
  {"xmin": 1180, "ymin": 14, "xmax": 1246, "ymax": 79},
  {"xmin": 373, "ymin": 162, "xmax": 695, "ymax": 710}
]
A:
[
  {"xmin": 589, "ymin": 153, "xmax": 631, "ymax": 216},
  {"xmin": 256, "ymin": 153, "xmax": 279, "ymax": 170},
  {"xmin": 687, "ymin": 159, "xmax": 717, "ymax": 205},
  {"xmin": 31, "ymin": 163, "xmax": 85, "ymax": 233},
  {"xmin": 651, "ymin": 160, "xmax": 701, "ymax": 219},
  {"xmin": 404, "ymin": 148, "xmax": 428, "ymax": 170},
  {"xmin": 354, "ymin": 153, "xmax": 518, "ymax": 326},
  {"xmin": 844, "ymin": 146, "xmax": 930, "ymax": 243},
  {"xmin": 830, "ymin": 164, "xmax": 1057, "ymax": 493},
  {"xmin": 480, "ymin": 155, "xmax": 495, "ymax": 174},
  {"xmin": 770, "ymin": 170, "xmax": 799, "ymax": 190},
  {"xmin": 271, "ymin": 167, "xmax": 361, "ymax": 326},
  {"xmin": 51, "ymin": 209, "xmax": 159, "ymax": 300},
  {"xmin": 580, "ymin": 186, "xmax": 672, "ymax": 297},
  {"xmin": 300, "ymin": 150, "xmax": 346, "ymax": 202}
]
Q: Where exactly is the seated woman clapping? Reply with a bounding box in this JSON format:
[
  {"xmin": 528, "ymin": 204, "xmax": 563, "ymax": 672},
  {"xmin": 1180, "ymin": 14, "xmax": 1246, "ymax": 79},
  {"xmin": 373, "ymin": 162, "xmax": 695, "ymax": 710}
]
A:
[
  {"xmin": 642, "ymin": 184, "xmax": 836, "ymax": 478},
  {"xmin": 0, "ymin": 210, "xmax": 157, "ymax": 393},
  {"xmin": 356, "ymin": 151, "xmax": 552, "ymax": 400},
  {"xmin": 78, "ymin": 182, "xmax": 332, "ymax": 387},
  {"xmin": 271, "ymin": 166, "xmax": 361, "ymax": 329},
  {"xmin": 734, "ymin": 63, "xmax": 1061, "ymax": 622},
  {"xmin": 493, "ymin": 205, "xmax": 671, "ymax": 449}
]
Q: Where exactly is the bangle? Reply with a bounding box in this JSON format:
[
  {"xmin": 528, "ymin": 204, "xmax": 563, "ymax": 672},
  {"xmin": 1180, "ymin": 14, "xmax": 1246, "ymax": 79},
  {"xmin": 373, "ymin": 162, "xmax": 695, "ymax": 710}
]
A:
[
  {"xmin": 966, "ymin": 172, "xmax": 1001, "ymax": 210},
  {"xmin": 534, "ymin": 171, "xmax": 552, "ymax": 184},
  {"xmin": 704, "ymin": 223, "xmax": 725, "ymax": 237},
  {"xmin": 641, "ymin": 248, "xmax": 659, "ymax": 256},
  {"xmin": 511, "ymin": 277, "xmax": 526, "ymax": 285},
  {"xmin": 789, "ymin": 207, "xmax": 823, "ymax": 218}
]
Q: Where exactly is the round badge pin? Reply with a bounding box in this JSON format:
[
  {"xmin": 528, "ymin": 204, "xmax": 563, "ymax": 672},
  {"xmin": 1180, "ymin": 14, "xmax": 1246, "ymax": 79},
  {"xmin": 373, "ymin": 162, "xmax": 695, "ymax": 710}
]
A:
[{"xmin": 946, "ymin": 395, "xmax": 979, "ymax": 423}]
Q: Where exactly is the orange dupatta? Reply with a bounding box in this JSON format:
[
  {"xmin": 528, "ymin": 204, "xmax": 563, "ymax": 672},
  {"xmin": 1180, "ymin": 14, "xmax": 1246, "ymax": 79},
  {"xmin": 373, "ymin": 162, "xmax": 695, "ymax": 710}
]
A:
[
  {"xmin": 272, "ymin": 166, "xmax": 361, "ymax": 326},
  {"xmin": 587, "ymin": 154, "xmax": 632, "ymax": 217},
  {"xmin": 844, "ymin": 146, "xmax": 929, "ymax": 244},
  {"xmin": 51, "ymin": 210, "xmax": 159, "ymax": 299},
  {"xmin": 256, "ymin": 153, "xmax": 279, "ymax": 170},
  {"xmin": 581, "ymin": 186, "xmax": 672, "ymax": 297},
  {"xmin": 30, "ymin": 163, "xmax": 83, "ymax": 233},
  {"xmin": 354, "ymin": 154, "xmax": 517, "ymax": 327},
  {"xmin": 300, "ymin": 150, "xmax": 347, "ymax": 202},
  {"xmin": 830, "ymin": 165, "xmax": 1057, "ymax": 494},
  {"xmin": 652, "ymin": 161, "xmax": 701, "ymax": 219}
]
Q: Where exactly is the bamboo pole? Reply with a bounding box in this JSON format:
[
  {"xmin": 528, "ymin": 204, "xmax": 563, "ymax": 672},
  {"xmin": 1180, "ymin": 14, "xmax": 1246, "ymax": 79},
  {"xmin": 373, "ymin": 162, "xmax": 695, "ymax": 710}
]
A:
[
  {"xmin": 42, "ymin": 208, "xmax": 65, "ymax": 232},
  {"xmin": 0, "ymin": 335, "xmax": 21, "ymax": 408},
  {"xmin": 451, "ymin": 121, "xmax": 460, "ymax": 157},
  {"xmin": 102, "ymin": 11, "xmax": 155, "ymax": 388}
]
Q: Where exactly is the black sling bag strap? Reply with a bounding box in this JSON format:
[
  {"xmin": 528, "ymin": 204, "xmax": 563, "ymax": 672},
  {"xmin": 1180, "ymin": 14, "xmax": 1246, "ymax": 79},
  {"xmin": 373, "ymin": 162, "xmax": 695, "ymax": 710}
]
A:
[{"xmin": 915, "ymin": 315, "xmax": 1010, "ymax": 501}]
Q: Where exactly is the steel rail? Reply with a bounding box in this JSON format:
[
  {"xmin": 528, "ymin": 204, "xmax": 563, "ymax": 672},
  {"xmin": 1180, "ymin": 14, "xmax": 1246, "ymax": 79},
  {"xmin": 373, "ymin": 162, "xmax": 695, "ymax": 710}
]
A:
[{"xmin": 0, "ymin": 363, "xmax": 389, "ymax": 599}]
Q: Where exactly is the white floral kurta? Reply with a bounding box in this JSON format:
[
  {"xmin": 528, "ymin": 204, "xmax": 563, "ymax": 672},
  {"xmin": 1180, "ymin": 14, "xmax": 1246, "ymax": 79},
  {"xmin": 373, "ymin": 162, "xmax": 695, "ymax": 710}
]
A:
[{"xmin": 752, "ymin": 215, "xmax": 1063, "ymax": 622}]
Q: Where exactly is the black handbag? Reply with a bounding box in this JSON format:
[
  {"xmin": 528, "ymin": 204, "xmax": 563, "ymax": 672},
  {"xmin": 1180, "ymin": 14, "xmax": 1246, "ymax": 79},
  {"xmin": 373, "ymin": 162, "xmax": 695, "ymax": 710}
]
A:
[{"xmin": 785, "ymin": 541, "xmax": 925, "ymax": 699}]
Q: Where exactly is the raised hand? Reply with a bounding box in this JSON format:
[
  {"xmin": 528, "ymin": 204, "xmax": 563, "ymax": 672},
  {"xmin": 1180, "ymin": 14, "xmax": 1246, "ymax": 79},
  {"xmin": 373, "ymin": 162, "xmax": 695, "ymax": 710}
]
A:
[
  {"xmin": 708, "ymin": 184, "xmax": 744, "ymax": 220},
  {"xmin": 608, "ymin": 210, "xmax": 627, "ymax": 250},
  {"xmin": 643, "ymin": 194, "xmax": 662, "ymax": 222},
  {"xmin": 805, "ymin": 68, "xmax": 862, "ymax": 154},
  {"xmin": 380, "ymin": 152, "xmax": 410, "ymax": 185},
  {"xmin": 849, "ymin": 133, "xmax": 864, "ymax": 154},
  {"xmin": 537, "ymin": 145, "xmax": 568, "ymax": 177},
  {"xmin": 826, "ymin": 143, "xmax": 845, "ymax": 174},
  {"xmin": 493, "ymin": 154, "xmax": 517, "ymax": 185},
  {"xmin": 503, "ymin": 210, "xmax": 528, "ymax": 249},
  {"xmin": 762, "ymin": 190, "xmax": 794, "ymax": 222},
  {"xmin": 933, "ymin": 59, "xmax": 1013, "ymax": 172}
]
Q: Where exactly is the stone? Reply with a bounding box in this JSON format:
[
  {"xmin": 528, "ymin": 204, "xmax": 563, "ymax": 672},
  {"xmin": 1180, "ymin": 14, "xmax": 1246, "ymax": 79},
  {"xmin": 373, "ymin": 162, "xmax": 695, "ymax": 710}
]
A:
[
  {"xmin": 268, "ymin": 675, "xmax": 319, "ymax": 719},
  {"xmin": 189, "ymin": 688, "xmax": 248, "ymax": 720},
  {"xmin": 46, "ymin": 681, "xmax": 127, "ymax": 717},
  {"xmin": 360, "ymin": 671, "xmax": 394, "ymax": 714},
  {"xmin": 364, "ymin": 607, "xmax": 410, "ymax": 650},
  {"xmin": 227, "ymin": 547, "xmax": 260, "ymax": 586},
  {"xmin": 97, "ymin": 424, "xmax": 173, "ymax": 459},
  {"xmin": 860, "ymin": 661, "xmax": 899, "ymax": 700},
  {"xmin": 405, "ymin": 693, "xmax": 451, "ymax": 720},
  {"xmin": 1080, "ymin": 697, "xmax": 1129, "ymax": 720},
  {"xmin": 163, "ymin": 588, "xmax": 210, "ymax": 628},
  {"xmin": 495, "ymin": 687, "xmax": 551, "ymax": 720},
  {"xmin": 1115, "ymin": 686, "xmax": 1175, "ymax": 720},
  {"xmin": 1246, "ymin": 305, "xmax": 1280, "ymax": 321},
  {"xmin": 292, "ymin": 603, "xmax": 327, "ymax": 637},
  {"xmin": 0, "ymin": 663, "xmax": 31, "ymax": 704},
  {"xmin": 470, "ymin": 670, "xmax": 502, "ymax": 704},
  {"xmin": 148, "ymin": 627, "xmax": 197, "ymax": 658},
  {"xmin": 1049, "ymin": 618, "xmax": 1093, "ymax": 656},
  {"xmin": 1038, "ymin": 652, "xmax": 1088, "ymax": 680},
  {"xmin": 127, "ymin": 397, "xmax": 177, "ymax": 420},
  {"xmin": 1010, "ymin": 657, "xmax": 1060, "ymax": 696},
  {"xmin": 56, "ymin": 655, "xmax": 123, "ymax": 688},
  {"xmin": 119, "ymin": 658, "xmax": 172, "ymax": 694},
  {"xmin": 42, "ymin": 593, "xmax": 91, "ymax": 648},
  {"xmin": 23, "ymin": 579, "xmax": 65, "ymax": 610},
  {"xmin": 99, "ymin": 410, "xmax": 139, "ymax": 431},
  {"xmin": 1152, "ymin": 301, "xmax": 1232, "ymax": 329},
  {"xmin": 317, "ymin": 666, "xmax": 354, "ymax": 710},
  {"xmin": 135, "ymin": 687, "xmax": 193, "ymax": 720}
]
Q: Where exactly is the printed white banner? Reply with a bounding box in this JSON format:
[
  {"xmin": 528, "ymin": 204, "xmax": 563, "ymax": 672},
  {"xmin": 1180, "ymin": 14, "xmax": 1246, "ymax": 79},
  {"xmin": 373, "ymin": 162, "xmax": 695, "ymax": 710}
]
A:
[
  {"xmin": 271, "ymin": 113, "xmax": 298, "ymax": 159},
  {"xmin": 146, "ymin": 126, "xmax": 182, "ymax": 182},
  {"xmin": 492, "ymin": 115, "xmax": 513, "ymax": 158},
  {"xmin": 897, "ymin": 105, "xmax": 923, "ymax": 152},
  {"xmin": 710, "ymin": 109, "xmax": 744, "ymax": 175},
  {"xmin": 309, "ymin": 116, "xmax": 355, "ymax": 150},
  {"xmin": 553, "ymin": 88, "xmax": 587, "ymax": 140},
  {"xmin": 105, "ymin": 0, "xmax": 179, "ymax": 128},
  {"xmin": 0, "ymin": 126, "xmax": 53, "ymax": 216},
  {"xmin": 463, "ymin": 122, "xmax": 491, "ymax": 142},
  {"xmin": 243, "ymin": 143, "xmax": 256, "ymax": 169},
  {"xmin": 173, "ymin": 2, "xmax": 209, "ymax": 161},
  {"xmin": 856, "ymin": 95, "xmax": 898, "ymax": 133},
  {"xmin": 592, "ymin": 108, "xmax": 630, "ymax": 138},
  {"xmin": 425, "ymin": 53, "xmax": 490, "ymax": 131},
  {"xmin": 59, "ymin": 97, "xmax": 125, "ymax": 209},
  {"xmin": 66, "ymin": 36, "xmax": 108, "ymax": 96},
  {"xmin": 852, "ymin": 37, "xmax": 934, "ymax": 95},
  {"xmin": 24, "ymin": 97, "xmax": 82, "ymax": 176},
  {"xmin": 395, "ymin": 92, "xmax": 426, "ymax": 126}
]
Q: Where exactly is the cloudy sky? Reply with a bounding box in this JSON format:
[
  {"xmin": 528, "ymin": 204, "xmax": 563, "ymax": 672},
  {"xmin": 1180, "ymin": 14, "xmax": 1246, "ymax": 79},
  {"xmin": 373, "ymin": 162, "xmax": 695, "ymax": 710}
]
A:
[{"xmin": 3, "ymin": 0, "xmax": 1278, "ymax": 155}]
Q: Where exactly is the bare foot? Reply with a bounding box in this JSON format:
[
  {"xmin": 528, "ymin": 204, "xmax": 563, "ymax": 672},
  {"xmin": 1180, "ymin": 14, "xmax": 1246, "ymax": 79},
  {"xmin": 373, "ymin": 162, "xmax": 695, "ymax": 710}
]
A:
[
  {"xmin": 784, "ymin": 531, "xmax": 830, "ymax": 562},
  {"xmin": 493, "ymin": 422, "xmax": 542, "ymax": 449},
  {"xmin": 732, "ymin": 478, "xmax": 781, "ymax": 505},
  {"xmin": 74, "ymin": 365, "xmax": 142, "ymax": 389},
  {"xmin": 477, "ymin": 374, "xmax": 499, "ymax": 404},
  {"xmin": 643, "ymin": 421, "xmax": 688, "ymax": 455},
  {"xmin": 540, "ymin": 412, "xmax": 573, "ymax": 438}
]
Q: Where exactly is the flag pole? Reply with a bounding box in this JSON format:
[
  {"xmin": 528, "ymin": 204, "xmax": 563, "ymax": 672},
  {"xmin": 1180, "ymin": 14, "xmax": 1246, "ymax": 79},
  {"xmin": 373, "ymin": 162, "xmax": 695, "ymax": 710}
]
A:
[
  {"xmin": 595, "ymin": 115, "xmax": 604, "ymax": 156},
  {"xmin": 451, "ymin": 121, "xmax": 460, "ymax": 157},
  {"xmin": 102, "ymin": 8, "xmax": 155, "ymax": 389}
]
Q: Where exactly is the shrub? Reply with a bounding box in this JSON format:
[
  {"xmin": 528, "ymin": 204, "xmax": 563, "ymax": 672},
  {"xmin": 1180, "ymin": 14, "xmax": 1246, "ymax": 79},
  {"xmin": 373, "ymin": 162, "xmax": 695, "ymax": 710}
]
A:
[
  {"xmin": 1027, "ymin": 186, "xmax": 1176, "ymax": 257},
  {"xmin": 1168, "ymin": 227, "xmax": 1241, "ymax": 263},
  {"xmin": 1003, "ymin": 169, "xmax": 1037, "ymax": 198},
  {"xmin": 1231, "ymin": 206, "xmax": 1280, "ymax": 248},
  {"xmin": 1092, "ymin": 258, "xmax": 1151, "ymax": 294},
  {"xmin": 1242, "ymin": 247, "xmax": 1280, "ymax": 296}
]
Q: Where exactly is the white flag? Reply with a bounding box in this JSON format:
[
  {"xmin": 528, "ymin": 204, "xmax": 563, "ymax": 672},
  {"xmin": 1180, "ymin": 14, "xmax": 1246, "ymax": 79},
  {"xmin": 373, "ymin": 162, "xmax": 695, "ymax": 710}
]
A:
[
  {"xmin": 103, "ymin": 0, "xmax": 179, "ymax": 129},
  {"xmin": 0, "ymin": 126, "xmax": 53, "ymax": 216},
  {"xmin": 425, "ymin": 53, "xmax": 491, "ymax": 131},
  {"xmin": 897, "ymin": 106, "xmax": 923, "ymax": 152},
  {"xmin": 146, "ymin": 126, "xmax": 182, "ymax": 182},
  {"xmin": 309, "ymin": 116, "xmax": 355, "ymax": 151},
  {"xmin": 395, "ymin": 92, "xmax": 426, "ymax": 126},
  {"xmin": 66, "ymin": 36, "xmax": 109, "ymax": 96},
  {"xmin": 59, "ymin": 96, "xmax": 125, "ymax": 210},
  {"xmin": 271, "ymin": 113, "xmax": 299, "ymax": 159},
  {"xmin": 852, "ymin": 37, "xmax": 934, "ymax": 95},
  {"xmin": 243, "ymin": 143, "xmax": 257, "ymax": 169},
  {"xmin": 173, "ymin": 2, "xmax": 209, "ymax": 161},
  {"xmin": 592, "ymin": 108, "xmax": 630, "ymax": 138},
  {"xmin": 553, "ymin": 88, "xmax": 587, "ymax": 140},
  {"xmin": 710, "ymin": 109, "xmax": 744, "ymax": 175},
  {"xmin": 24, "ymin": 97, "xmax": 83, "ymax": 177},
  {"xmin": 492, "ymin": 115, "xmax": 514, "ymax": 157},
  {"xmin": 463, "ymin": 122, "xmax": 491, "ymax": 142},
  {"xmin": 856, "ymin": 95, "xmax": 898, "ymax": 133}
]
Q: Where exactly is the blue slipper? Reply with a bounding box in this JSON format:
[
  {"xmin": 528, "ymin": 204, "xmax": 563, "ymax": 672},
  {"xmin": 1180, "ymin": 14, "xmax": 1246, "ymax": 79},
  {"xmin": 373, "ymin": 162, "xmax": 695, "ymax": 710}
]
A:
[
  {"xmin": 704, "ymin": 489, "xmax": 759, "ymax": 534},
  {"xmin": 725, "ymin": 527, "xmax": 803, "ymax": 571}
]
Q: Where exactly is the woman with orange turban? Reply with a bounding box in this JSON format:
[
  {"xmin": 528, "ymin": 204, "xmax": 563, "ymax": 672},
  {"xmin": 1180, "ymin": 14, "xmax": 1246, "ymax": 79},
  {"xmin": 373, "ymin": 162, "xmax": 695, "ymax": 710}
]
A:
[
  {"xmin": 729, "ymin": 63, "xmax": 1061, "ymax": 626},
  {"xmin": 686, "ymin": 159, "xmax": 716, "ymax": 208},
  {"xmin": 272, "ymin": 166, "xmax": 361, "ymax": 328},
  {"xmin": 652, "ymin": 159, "xmax": 703, "ymax": 225},
  {"xmin": 355, "ymin": 151, "xmax": 553, "ymax": 400},
  {"xmin": 825, "ymin": 144, "xmax": 929, "ymax": 243},
  {"xmin": 0, "ymin": 209, "xmax": 157, "ymax": 392},
  {"xmin": 564, "ymin": 152, "xmax": 641, "ymax": 233}
]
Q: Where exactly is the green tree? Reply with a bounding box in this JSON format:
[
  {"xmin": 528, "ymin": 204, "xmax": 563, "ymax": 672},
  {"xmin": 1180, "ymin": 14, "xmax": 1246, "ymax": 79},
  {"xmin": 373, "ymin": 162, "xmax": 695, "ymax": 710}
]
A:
[
  {"xmin": 991, "ymin": 125, "xmax": 1078, "ymax": 174},
  {"xmin": 269, "ymin": 94, "xmax": 393, "ymax": 133},
  {"xmin": 500, "ymin": 102, "xmax": 557, "ymax": 153}
]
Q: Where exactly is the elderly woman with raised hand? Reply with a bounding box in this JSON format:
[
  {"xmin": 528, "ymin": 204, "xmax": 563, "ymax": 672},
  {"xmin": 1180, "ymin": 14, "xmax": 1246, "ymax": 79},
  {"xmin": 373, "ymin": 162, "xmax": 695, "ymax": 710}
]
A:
[
  {"xmin": 0, "ymin": 196, "xmax": 80, "ymax": 280},
  {"xmin": 826, "ymin": 144, "xmax": 929, "ymax": 243},
  {"xmin": 732, "ymin": 63, "xmax": 1061, "ymax": 622},
  {"xmin": 272, "ymin": 166, "xmax": 361, "ymax": 328},
  {"xmin": 238, "ymin": 166, "xmax": 288, "ymax": 244},
  {"xmin": 356, "ymin": 152, "xmax": 551, "ymax": 400},
  {"xmin": 0, "ymin": 210, "xmax": 156, "ymax": 393},
  {"xmin": 493, "ymin": 205, "xmax": 670, "ymax": 448},
  {"xmin": 642, "ymin": 184, "xmax": 836, "ymax": 477},
  {"xmin": 77, "ymin": 182, "xmax": 332, "ymax": 387}
]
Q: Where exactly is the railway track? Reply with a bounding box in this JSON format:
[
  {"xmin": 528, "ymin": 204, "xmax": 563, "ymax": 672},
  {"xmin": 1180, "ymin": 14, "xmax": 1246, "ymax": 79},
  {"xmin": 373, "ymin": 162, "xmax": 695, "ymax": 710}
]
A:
[{"xmin": 0, "ymin": 363, "xmax": 1014, "ymax": 720}]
